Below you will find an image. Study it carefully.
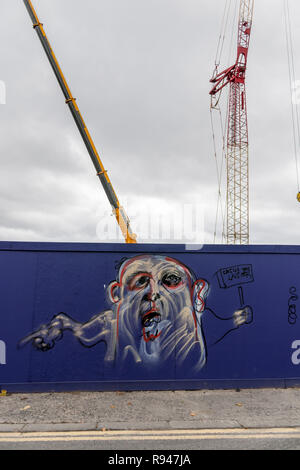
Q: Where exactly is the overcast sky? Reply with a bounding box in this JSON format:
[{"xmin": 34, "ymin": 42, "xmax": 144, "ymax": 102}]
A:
[{"xmin": 0, "ymin": 0, "xmax": 299, "ymax": 245}]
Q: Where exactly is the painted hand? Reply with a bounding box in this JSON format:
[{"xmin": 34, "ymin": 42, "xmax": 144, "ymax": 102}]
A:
[
  {"xmin": 233, "ymin": 306, "xmax": 253, "ymax": 327},
  {"xmin": 18, "ymin": 318, "xmax": 64, "ymax": 351}
]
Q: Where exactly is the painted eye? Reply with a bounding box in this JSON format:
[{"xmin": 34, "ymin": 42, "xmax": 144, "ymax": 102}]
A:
[
  {"xmin": 162, "ymin": 273, "xmax": 182, "ymax": 288},
  {"xmin": 135, "ymin": 276, "xmax": 150, "ymax": 287},
  {"xmin": 129, "ymin": 274, "xmax": 151, "ymax": 290}
]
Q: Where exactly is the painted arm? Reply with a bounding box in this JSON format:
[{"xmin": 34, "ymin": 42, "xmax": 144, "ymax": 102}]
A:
[
  {"xmin": 18, "ymin": 311, "xmax": 115, "ymax": 352},
  {"xmin": 203, "ymin": 305, "xmax": 253, "ymax": 346}
]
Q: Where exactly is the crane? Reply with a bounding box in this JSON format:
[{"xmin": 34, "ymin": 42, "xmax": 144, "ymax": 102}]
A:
[
  {"xmin": 210, "ymin": 0, "xmax": 254, "ymax": 245},
  {"xmin": 283, "ymin": 0, "xmax": 300, "ymax": 205},
  {"xmin": 23, "ymin": 0, "xmax": 137, "ymax": 244}
]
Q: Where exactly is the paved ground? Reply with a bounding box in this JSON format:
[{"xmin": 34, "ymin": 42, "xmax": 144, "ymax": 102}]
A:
[{"xmin": 0, "ymin": 387, "xmax": 299, "ymax": 433}]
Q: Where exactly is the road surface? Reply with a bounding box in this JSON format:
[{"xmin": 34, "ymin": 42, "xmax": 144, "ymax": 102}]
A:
[{"xmin": 0, "ymin": 428, "xmax": 300, "ymax": 450}]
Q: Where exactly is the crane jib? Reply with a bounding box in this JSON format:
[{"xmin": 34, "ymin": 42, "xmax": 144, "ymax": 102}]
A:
[{"xmin": 22, "ymin": 0, "xmax": 137, "ymax": 244}]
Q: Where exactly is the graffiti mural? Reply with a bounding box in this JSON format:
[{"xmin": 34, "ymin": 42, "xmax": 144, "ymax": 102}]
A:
[{"xmin": 19, "ymin": 255, "xmax": 253, "ymax": 374}]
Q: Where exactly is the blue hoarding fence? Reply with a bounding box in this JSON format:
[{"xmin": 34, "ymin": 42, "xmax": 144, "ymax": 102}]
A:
[{"xmin": 0, "ymin": 241, "xmax": 300, "ymax": 392}]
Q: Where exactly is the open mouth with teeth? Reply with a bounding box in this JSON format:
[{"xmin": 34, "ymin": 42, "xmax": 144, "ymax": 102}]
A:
[{"xmin": 141, "ymin": 309, "xmax": 162, "ymax": 343}]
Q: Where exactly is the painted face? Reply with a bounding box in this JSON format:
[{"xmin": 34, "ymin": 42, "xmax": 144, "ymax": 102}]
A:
[
  {"xmin": 109, "ymin": 255, "xmax": 206, "ymax": 369},
  {"xmin": 121, "ymin": 256, "xmax": 193, "ymax": 340}
]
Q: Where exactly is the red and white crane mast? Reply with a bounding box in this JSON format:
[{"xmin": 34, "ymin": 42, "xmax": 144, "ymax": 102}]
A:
[{"xmin": 210, "ymin": 0, "xmax": 254, "ymax": 245}]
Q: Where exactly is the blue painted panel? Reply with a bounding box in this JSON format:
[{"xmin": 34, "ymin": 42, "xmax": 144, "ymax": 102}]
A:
[{"xmin": 0, "ymin": 242, "xmax": 299, "ymax": 391}]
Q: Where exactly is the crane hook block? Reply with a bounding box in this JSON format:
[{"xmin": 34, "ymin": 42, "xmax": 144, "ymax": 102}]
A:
[{"xmin": 297, "ymin": 192, "xmax": 300, "ymax": 203}]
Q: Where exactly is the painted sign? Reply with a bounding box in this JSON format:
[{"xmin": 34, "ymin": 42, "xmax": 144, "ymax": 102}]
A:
[{"xmin": 0, "ymin": 242, "xmax": 299, "ymax": 391}]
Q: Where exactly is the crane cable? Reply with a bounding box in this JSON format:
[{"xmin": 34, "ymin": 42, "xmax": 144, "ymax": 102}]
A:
[
  {"xmin": 210, "ymin": 0, "xmax": 238, "ymax": 242},
  {"xmin": 283, "ymin": 0, "xmax": 300, "ymax": 198},
  {"xmin": 210, "ymin": 106, "xmax": 226, "ymax": 243},
  {"xmin": 211, "ymin": 0, "xmax": 232, "ymax": 111},
  {"xmin": 210, "ymin": 0, "xmax": 232, "ymax": 243},
  {"xmin": 214, "ymin": 0, "xmax": 232, "ymax": 75}
]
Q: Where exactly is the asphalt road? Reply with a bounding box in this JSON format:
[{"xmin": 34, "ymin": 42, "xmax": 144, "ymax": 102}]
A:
[{"xmin": 0, "ymin": 428, "xmax": 300, "ymax": 450}]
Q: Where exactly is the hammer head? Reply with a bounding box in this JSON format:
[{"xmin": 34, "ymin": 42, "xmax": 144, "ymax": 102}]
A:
[{"xmin": 216, "ymin": 264, "xmax": 254, "ymax": 289}]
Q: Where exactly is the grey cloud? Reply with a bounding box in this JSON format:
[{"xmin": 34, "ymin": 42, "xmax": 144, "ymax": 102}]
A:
[{"xmin": 0, "ymin": 0, "xmax": 299, "ymax": 245}]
